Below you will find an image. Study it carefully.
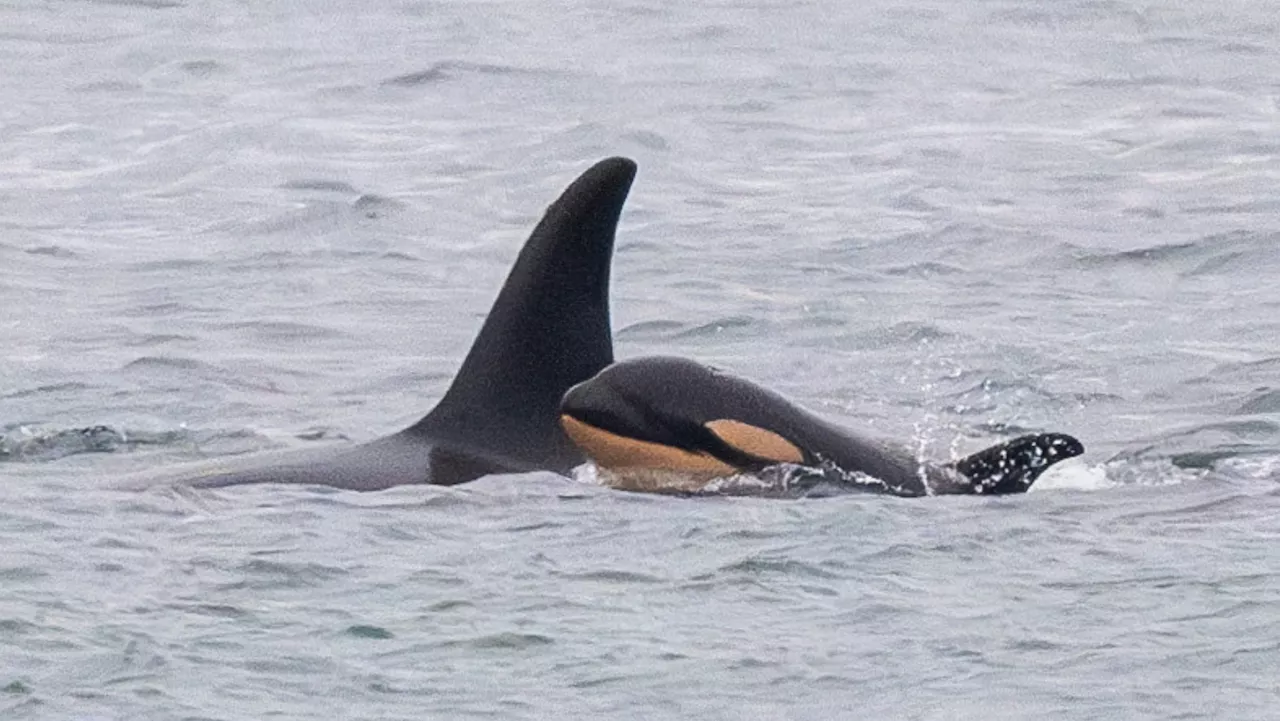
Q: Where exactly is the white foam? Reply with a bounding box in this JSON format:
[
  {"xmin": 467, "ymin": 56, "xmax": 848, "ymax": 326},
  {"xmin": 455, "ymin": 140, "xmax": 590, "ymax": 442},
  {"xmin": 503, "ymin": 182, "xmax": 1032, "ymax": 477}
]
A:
[
  {"xmin": 1213, "ymin": 455, "xmax": 1280, "ymax": 480},
  {"xmin": 1026, "ymin": 457, "xmax": 1111, "ymax": 492},
  {"xmin": 570, "ymin": 463, "xmax": 605, "ymax": 486}
]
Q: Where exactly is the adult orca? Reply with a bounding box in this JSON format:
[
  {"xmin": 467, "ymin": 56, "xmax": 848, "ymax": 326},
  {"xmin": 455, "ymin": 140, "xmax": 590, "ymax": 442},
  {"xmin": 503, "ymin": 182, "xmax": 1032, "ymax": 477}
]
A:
[
  {"xmin": 119, "ymin": 157, "xmax": 637, "ymax": 490},
  {"xmin": 559, "ymin": 356, "xmax": 1084, "ymax": 497}
]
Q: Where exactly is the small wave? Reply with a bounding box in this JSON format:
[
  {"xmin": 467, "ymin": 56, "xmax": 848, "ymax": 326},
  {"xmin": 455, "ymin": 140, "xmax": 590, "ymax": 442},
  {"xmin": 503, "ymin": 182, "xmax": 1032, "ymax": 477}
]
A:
[
  {"xmin": 382, "ymin": 61, "xmax": 546, "ymax": 88},
  {"xmin": 211, "ymin": 196, "xmax": 404, "ymax": 239},
  {"xmin": 1221, "ymin": 41, "xmax": 1267, "ymax": 55},
  {"xmin": 1171, "ymin": 447, "xmax": 1276, "ymax": 470},
  {"xmin": 165, "ymin": 602, "xmax": 254, "ymax": 620},
  {"xmin": 946, "ymin": 371, "xmax": 1086, "ymax": 401},
  {"xmin": 712, "ymin": 556, "xmax": 842, "ymax": 580},
  {"xmin": 975, "ymin": 419, "xmax": 1055, "ymax": 435},
  {"xmin": 1157, "ymin": 107, "xmax": 1225, "ymax": 120},
  {"xmin": 0, "ymin": 566, "xmax": 50, "ymax": 582},
  {"xmin": 1, "ymin": 382, "xmax": 91, "ymax": 400},
  {"xmin": 426, "ymin": 599, "xmax": 473, "ymax": 612},
  {"xmin": 125, "ymin": 258, "xmax": 213, "ymax": 273},
  {"xmin": 87, "ymin": 0, "xmax": 183, "ymax": 7},
  {"xmin": 345, "ymin": 625, "xmax": 394, "ymax": 640},
  {"xmin": 1105, "ymin": 484, "xmax": 1276, "ymax": 529},
  {"xmin": 1184, "ymin": 231, "xmax": 1280, "ymax": 275},
  {"xmin": 673, "ymin": 315, "xmax": 757, "ymax": 339},
  {"xmin": 615, "ymin": 319, "xmax": 687, "ymax": 339},
  {"xmin": 1184, "ymin": 199, "xmax": 1280, "ymax": 215},
  {"xmin": 119, "ymin": 301, "xmax": 221, "ymax": 318},
  {"xmin": 211, "ymin": 320, "xmax": 348, "ymax": 343},
  {"xmin": 1, "ymin": 425, "xmax": 123, "ymax": 461},
  {"xmin": 1212, "ymin": 356, "xmax": 1280, "ymax": 377},
  {"xmin": 1163, "ymin": 419, "xmax": 1280, "ymax": 445},
  {"xmin": 232, "ymin": 248, "xmax": 423, "ymax": 265},
  {"xmin": 558, "ymin": 569, "xmax": 664, "ymax": 583},
  {"xmin": 430, "ymin": 632, "xmax": 553, "ymax": 651},
  {"xmin": 177, "ymin": 59, "xmax": 222, "ymax": 77},
  {"xmin": 293, "ymin": 427, "xmax": 351, "ymax": 442},
  {"xmin": 73, "ymin": 80, "xmax": 142, "ymax": 93},
  {"xmin": 0, "ymin": 619, "xmax": 40, "ymax": 635},
  {"xmin": 22, "ymin": 245, "xmax": 78, "ymax": 258},
  {"xmin": 352, "ymin": 193, "xmax": 407, "ymax": 219},
  {"xmin": 1067, "ymin": 74, "xmax": 1195, "ymax": 89},
  {"xmin": 1187, "ymin": 250, "xmax": 1250, "ymax": 275},
  {"xmin": 1071, "ymin": 240, "xmax": 1202, "ymax": 268},
  {"xmin": 121, "ymin": 332, "xmax": 198, "ymax": 347},
  {"xmin": 883, "ymin": 261, "xmax": 967, "ymax": 278},
  {"xmin": 121, "ymin": 355, "xmax": 284, "ymax": 393},
  {"xmin": 1093, "ymin": 456, "xmax": 1210, "ymax": 488},
  {"xmin": 621, "ymin": 129, "xmax": 669, "ymax": 151},
  {"xmin": 1109, "ymin": 427, "xmax": 1279, "ymax": 481},
  {"xmin": 224, "ymin": 559, "xmax": 349, "ymax": 591},
  {"xmin": 0, "ymin": 425, "xmax": 184, "ymax": 463},
  {"xmin": 845, "ymin": 321, "xmax": 954, "ymax": 350},
  {"xmin": 279, "ymin": 179, "xmax": 359, "ymax": 194},
  {"xmin": 1214, "ymin": 455, "xmax": 1280, "ymax": 481},
  {"xmin": 1233, "ymin": 388, "xmax": 1280, "ymax": 415},
  {"xmin": 122, "ymin": 356, "xmax": 207, "ymax": 372}
]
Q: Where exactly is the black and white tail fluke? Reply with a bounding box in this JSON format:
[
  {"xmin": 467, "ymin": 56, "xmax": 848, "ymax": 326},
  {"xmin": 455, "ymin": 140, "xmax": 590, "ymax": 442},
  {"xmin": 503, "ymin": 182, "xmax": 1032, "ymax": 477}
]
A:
[{"xmin": 951, "ymin": 433, "xmax": 1084, "ymax": 495}]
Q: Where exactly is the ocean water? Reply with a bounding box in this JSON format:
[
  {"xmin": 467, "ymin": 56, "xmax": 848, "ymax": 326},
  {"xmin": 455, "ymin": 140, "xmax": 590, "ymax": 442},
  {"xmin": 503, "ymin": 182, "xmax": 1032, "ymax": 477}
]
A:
[{"xmin": 3, "ymin": 0, "xmax": 1280, "ymax": 718}]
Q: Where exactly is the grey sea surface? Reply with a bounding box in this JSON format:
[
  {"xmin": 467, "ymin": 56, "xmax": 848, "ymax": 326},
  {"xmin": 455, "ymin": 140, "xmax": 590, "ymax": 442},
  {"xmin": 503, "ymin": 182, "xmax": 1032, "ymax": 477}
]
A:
[{"xmin": 3, "ymin": 0, "xmax": 1280, "ymax": 718}]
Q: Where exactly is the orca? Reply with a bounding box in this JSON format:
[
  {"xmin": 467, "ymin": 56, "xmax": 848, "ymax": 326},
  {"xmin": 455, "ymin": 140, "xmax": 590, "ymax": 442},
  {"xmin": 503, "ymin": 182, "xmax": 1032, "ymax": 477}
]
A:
[
  {"xmin": 559, "ymin": 356, "xmax": 1084, "ymax": 497},
  {"xmin": 119, "ymin": 157, "xmax": 637, "ymax": 490}
]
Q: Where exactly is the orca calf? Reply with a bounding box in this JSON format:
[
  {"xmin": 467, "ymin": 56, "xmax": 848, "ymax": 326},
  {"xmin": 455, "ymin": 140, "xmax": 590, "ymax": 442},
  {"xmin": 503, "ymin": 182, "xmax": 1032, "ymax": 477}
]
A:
[
  {"xmin": 560, "ymin": 356, "xmax": 1083, "ymax": 497},
  {"xmin": 121, "ymin": 157, "xmax": 637, "ymax": 490}
]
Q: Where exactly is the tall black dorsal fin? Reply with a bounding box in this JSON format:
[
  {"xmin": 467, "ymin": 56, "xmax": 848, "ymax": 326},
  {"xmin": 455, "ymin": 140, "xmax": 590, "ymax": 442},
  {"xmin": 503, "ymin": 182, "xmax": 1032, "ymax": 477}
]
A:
[{"xmin": 408, "ymin": 157, "xmax": 638, "ymax": 469}]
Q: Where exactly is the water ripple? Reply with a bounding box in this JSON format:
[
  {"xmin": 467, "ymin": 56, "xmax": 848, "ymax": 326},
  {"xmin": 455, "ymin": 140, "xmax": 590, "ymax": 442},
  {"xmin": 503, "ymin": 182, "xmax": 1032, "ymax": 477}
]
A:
[{"xmin": 383, "ymin": 61, "xmax": 553, "ymax": 87}]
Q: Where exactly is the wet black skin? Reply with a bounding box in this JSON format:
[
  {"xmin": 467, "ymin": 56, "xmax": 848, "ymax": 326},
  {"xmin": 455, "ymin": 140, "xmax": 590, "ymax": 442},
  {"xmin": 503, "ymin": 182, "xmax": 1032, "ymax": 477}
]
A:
[{"xmin": 561, "ymin": 356, "xmax": 1084, "ymax": 497}]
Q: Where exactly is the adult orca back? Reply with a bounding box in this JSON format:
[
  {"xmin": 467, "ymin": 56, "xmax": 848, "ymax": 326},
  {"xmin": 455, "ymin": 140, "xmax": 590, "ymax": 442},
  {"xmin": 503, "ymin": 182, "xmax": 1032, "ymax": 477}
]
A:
[{"xmin": 118, "ymin": 157, "xmax": 637, "ymax": 491}]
